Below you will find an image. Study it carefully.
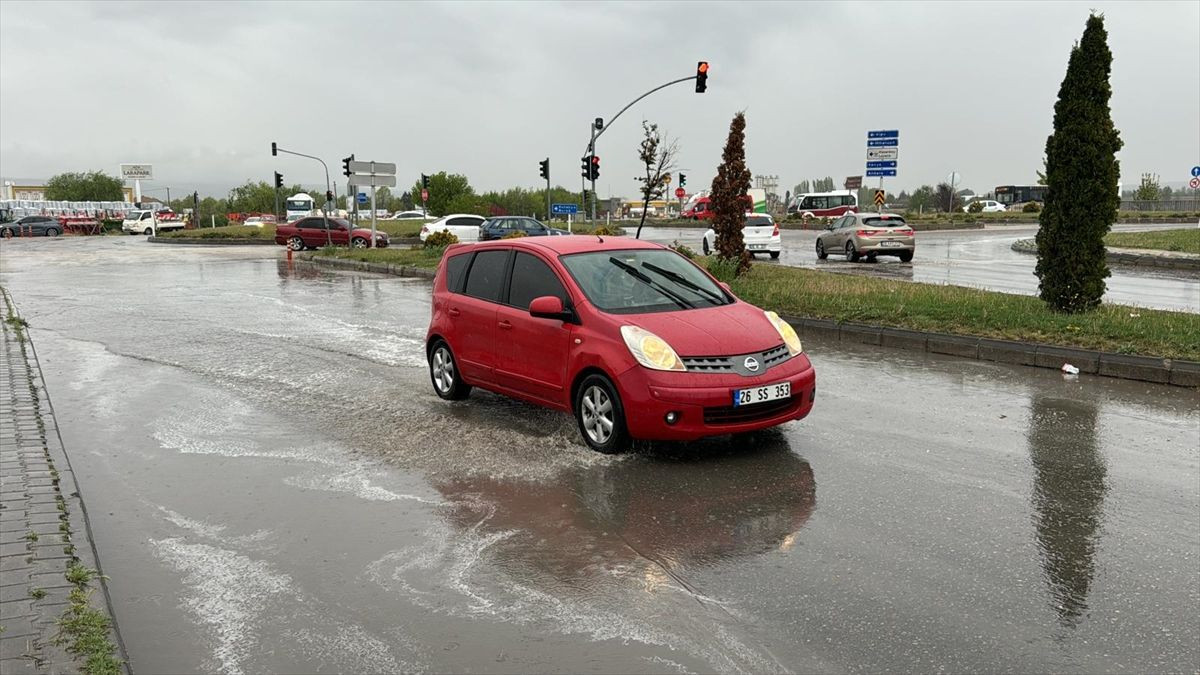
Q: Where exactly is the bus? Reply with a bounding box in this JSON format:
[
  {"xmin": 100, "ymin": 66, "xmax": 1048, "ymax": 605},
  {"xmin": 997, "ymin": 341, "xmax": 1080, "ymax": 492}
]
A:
[
  {"xmin": 995, "ymin": 185, "xmax": 1047, "ymax": 208},
  {"xmin": 284, "ymin": 193, "xmax": 315, "ymax": 222}
]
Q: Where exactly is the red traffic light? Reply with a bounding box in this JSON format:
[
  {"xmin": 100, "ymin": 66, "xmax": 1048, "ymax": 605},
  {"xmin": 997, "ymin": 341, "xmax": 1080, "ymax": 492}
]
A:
[
  {"xmin": 698, "ymin": 62, "xmax": 709, "ymax": 73},
  {"xmin": 695, "ymin": 61, "xmax": 709, "ymax": 93}
]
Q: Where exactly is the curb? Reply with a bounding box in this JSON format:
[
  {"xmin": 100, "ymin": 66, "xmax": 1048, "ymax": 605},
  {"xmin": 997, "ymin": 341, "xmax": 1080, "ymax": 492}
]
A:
[
  {"xmin": 781, "ymin": 314, "xmax": 1199, "ymax": 388},
  {"xmin": 1011, "ymin": 238, "xmax": 1200, "ymax": 271},
  {"xmin": 147, "ymin": 236, "xmax": 276, "ymax": 245},
  {"xmin": 297, "ymin": 253, "xmax": 436, "ymax": 279}
]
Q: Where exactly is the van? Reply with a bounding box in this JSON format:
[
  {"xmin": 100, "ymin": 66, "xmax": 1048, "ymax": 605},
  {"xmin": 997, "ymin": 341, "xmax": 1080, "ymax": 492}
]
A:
[{"xmin": 789, "ymin": 191, "xmax": 858, "ymax": 218}]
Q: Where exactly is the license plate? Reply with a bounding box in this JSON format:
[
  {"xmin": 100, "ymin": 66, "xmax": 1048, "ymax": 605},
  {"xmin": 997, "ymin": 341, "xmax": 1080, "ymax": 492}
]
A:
[
  {"xmin": 748, "ymin": 243, "xmax": 767, "ymax": 250},
  {"xmin": 881, "ymin": 241, "xmax": 902, "ymax": 247},
  {"xmin": 733, "ymin": 381, "xmax": 791, "ymax": 407}
]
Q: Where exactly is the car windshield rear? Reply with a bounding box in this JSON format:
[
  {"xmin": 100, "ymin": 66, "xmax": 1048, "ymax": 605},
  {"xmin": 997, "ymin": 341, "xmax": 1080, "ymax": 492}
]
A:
[
  {"xmin": 561, "ymin": 249, "xmax": 730, "ymax": 314},
  {"xmin": 862, "ymin": 216, "xmax": 906, "ymax": 227},
  {"xmin": 746, "ymin": 216, "xmax": 773, "ymax": 227}
]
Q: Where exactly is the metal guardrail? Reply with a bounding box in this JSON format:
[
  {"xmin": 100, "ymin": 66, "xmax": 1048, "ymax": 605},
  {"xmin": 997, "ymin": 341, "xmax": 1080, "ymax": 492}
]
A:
[{"xmin": 1119, "ymin": 199, "xmax": 1200, "ymax": 212}]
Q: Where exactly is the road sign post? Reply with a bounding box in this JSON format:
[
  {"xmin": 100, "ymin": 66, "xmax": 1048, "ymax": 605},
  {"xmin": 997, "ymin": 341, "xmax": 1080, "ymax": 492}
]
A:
[
  {"xmin": 866, "ymin": 130, "xmax": 899, "ymax": 212},
  {"xmin": 344, "ymin": 159, "xmax": 397, "ymax": 247}
]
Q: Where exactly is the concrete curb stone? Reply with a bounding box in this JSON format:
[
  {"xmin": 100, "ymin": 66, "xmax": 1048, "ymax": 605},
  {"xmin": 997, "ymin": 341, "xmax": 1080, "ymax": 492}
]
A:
[
  {"xmin": 147, "ymin": 236, "xmax": 276, "ymax": 245},
  {"xmin": 1011, "ymin": 237, "xmax": 1200, "ymax": 271}
]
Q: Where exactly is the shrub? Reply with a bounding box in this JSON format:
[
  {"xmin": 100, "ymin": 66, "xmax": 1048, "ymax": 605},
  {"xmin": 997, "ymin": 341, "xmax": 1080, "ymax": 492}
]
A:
[
  {"xmin": 669, "ymin": 240, "xmax": 697, "ymax": 259},
  {"xmin": 967, "ymin": 201, "xmax": 984, "ymax": 213},
  {"xmin": 1023, "ymin": 201, "xmax": 1042, "ymax": 213},
  {"xmin": 705, "ymin": 256, "xmax": 741, "ymax": 283},
  {"xmin": 501, "ymin": 230, "xmax": 527, "ymax": 239},
  {"xmin": 424, "ymin": 230, "xmax": 459, "ymax": 248},
  {"xmin": 591, "ymin": 225, "xmax": 624, "ymax": 236}
]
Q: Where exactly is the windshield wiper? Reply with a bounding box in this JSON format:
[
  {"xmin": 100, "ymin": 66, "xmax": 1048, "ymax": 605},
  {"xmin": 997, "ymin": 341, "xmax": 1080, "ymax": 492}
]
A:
[
  {"xmin": 640, "ymin": 262, "xmax": 726, "ymax": 304},
  {"xmin": 608, "ymin": 257, "xmax": 693, "ymax": 309}
]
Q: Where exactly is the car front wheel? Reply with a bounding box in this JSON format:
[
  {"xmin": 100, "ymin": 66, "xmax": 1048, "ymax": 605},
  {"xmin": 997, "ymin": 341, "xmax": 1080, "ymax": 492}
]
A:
[
  {"xmin": 1, "ymin": 229, "xmax": 12, "ymax": 239},
  {"xmin": 815, "ymin": 239, "xmax": 827, "ymax": 259},
  {"xmin": 575, "ymin": 374, "xmax": 628, "ymax": 454},
  {"xmin": 429, "ymin": 341, "xmax": 471, "ymax": 400}
]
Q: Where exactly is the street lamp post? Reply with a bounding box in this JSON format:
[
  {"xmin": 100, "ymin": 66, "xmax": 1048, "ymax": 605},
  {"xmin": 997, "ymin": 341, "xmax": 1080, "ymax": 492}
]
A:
[{"xmin": 272, "ymin": 142, "xmax": 332, "ymax": 246}]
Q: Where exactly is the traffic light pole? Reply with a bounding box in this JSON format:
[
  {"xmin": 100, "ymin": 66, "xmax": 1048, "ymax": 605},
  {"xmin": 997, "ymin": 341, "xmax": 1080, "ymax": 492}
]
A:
[
  {"xmin": 272, "ymin": 143, "xmax": 332, "ymax": 244},
  {"xmin": 584, "ymin": 74, "xmax": 700, "ymax": 224}
]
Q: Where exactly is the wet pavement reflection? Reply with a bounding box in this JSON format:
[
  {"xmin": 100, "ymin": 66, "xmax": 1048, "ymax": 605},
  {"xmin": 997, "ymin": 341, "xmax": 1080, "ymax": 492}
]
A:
[{"xmin": 0, "ymin": 239, "xmax": 1196, "ymax": 673}]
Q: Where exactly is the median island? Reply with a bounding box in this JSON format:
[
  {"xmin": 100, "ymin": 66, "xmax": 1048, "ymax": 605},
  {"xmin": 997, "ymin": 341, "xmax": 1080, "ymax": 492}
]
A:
[
  {"xmin": 311, "ymin": 245, "xmax": 1200, "ymax": 362},
  {"xmin": 1103, "ymin": 228, "xmax": 1200, "ymax": 254}
]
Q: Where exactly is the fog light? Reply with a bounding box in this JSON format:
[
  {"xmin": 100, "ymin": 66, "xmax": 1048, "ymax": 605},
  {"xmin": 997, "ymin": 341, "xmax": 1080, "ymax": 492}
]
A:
[{"xmin": 664, "ymin": 411, "xmax": 679, "ymax": 425}]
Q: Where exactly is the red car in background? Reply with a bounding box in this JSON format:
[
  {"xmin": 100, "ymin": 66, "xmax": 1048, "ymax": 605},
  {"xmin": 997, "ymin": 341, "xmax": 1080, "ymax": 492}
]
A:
[
  {"xmin": 274, "ymin": 216, "xmax": 389, "ymax": 250},
  {"xmin": 425, "ymin": 236, "xmax": 816, "ymax": 452}
]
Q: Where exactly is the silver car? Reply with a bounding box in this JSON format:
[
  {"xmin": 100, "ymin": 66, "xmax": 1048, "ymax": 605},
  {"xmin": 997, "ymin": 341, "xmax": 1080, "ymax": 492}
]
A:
[{"xmin": 816, "ymin": 212, "xmax": 915, "ymax": 262}]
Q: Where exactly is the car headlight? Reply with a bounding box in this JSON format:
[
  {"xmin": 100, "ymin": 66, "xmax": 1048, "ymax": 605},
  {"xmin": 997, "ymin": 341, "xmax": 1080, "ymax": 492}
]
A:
[
  {"xmin": 620, "ymin": 326, "xmax": 685, "ymax": 371},
  {"xmin": 764, "ymin": 311, "xmax": 803, "ymax": 355}
]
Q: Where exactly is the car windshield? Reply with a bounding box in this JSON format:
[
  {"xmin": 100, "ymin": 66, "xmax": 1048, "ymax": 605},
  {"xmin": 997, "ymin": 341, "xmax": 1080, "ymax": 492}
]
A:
[
  {"xmin": 561, "ymin": 249, "xmax": 730, "ymax": 314},
  {"xmin": 863, "ymin": 216, "xmax": 906, "ymax": 226}
]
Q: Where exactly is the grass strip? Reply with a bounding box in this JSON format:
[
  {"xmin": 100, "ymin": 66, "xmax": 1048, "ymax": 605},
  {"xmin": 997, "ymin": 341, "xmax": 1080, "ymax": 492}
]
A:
[
  {"xmin": 1104, "ymin": 228, "xmax": 1200, "ymax": 254},
  {"xmin": 57, "ymin": 584, "xmax": 121, "ymax": 675},
  {"xmin": 728, "ymin": 265, "xmax": 1200, "ymax": 361},
  {"xmin": 313, "ymin": 245, "xmax": 445, "ymax": 267}
]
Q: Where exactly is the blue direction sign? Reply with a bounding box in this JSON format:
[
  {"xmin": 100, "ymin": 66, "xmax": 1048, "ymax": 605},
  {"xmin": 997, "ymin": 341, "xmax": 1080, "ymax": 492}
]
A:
[
  {"xmin": 357, "ymin": 192, "xmax": 368, "ymax": 204},
  {"xmin": 866, "ymin": 169, "xmax": 898, "ymax": 177},
  {"xmin": 1192, "ymin": 165, "xmax": 1200, "ymax": 178},
  {"xmin": 866, "ymin": 161, "xmax": 897, "ymax": 169},
  {"xmin": 551, "ymin": 203, "xmax": 579, "ymax": 215},
  {"xmin": 868, "ymin": 139, "xmax": 899, "ymax": 148},
  {"xmin": 868, "ymin": 130, "xmax": 899, "ymax": 139}
]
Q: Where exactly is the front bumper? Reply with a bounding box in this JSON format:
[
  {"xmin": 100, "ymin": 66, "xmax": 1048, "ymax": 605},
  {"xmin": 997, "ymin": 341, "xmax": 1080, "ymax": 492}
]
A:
[{"xmin": 615, "ymin": 354, "xmax": 816, "ymax": 441}]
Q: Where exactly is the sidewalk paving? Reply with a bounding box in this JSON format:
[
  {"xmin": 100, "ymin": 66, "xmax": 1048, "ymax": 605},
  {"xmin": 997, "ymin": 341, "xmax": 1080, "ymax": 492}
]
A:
[{"xmin": 0, "ymin": 293, "xmax": 123, "ymax": 674}]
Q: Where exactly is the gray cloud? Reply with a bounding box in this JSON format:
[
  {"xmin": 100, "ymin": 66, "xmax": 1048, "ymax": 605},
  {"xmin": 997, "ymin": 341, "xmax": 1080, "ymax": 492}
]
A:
[{"xmin": 1, "ymin": 0, "xmax": 1196, "ymax": 198}]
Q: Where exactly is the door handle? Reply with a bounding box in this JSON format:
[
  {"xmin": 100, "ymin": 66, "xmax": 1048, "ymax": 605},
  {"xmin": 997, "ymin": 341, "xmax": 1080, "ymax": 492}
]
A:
[
  {"xmin": 498, "ymin": 320, "xmax": 512, "ymax": 330},
  {"xmin": 448, "ymin": 308, "xmax": 461, "ymax": 317}
]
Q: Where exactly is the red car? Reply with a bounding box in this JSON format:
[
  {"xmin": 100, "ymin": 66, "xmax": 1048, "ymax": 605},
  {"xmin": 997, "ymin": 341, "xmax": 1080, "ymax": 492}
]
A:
[
  {"xmin": 274, "ymin": 216, "xmax": 389, "ymax": 250},
  {"xmin": 425, "ymin": 236, "xmax": 816, "ymax": 452}
]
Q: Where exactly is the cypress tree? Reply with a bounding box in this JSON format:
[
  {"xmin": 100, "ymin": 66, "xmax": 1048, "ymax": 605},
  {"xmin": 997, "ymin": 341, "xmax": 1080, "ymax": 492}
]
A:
[
  {"xmin": 1035, "ymin": 14, "xmax": 1123, "ymax": 313},
  {"xmin": 710, "ymin": 112, "xmax": 752, "ymax": 276}
]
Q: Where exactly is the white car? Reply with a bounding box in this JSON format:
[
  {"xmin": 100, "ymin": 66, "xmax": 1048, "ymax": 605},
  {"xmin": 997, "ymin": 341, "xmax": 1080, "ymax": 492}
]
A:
[
  {"xmin": 419, "ymin": 214, "xmax": 487, "ymax": 242},
  {"xmin": 962, "ymin": 199, "xmax": 1006, "ymax": 213},
  {"xmin": 392, "ymin": 210, "xmax": 431, "ymax": 220},
  {"xmin": 242, "ymin": 216, "xmax": 276, "ymax": 228},
  {"xmin": 702, "ymin": 213, "xmax": 781, "ymax": 260}
]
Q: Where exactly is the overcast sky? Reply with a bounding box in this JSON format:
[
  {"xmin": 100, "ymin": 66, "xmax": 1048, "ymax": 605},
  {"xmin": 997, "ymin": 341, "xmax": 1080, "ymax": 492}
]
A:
[{"xmin": 1, "ymin": 1, "xmax": 1197, "ymax": 199}]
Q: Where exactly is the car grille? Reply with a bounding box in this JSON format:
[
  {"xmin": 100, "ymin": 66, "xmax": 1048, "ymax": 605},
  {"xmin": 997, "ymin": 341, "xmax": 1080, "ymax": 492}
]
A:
[
  {"xmin": 681, "ymin": 344, "xmax": 791, "ymax": 376},
  {"xmin": 703, "ymin": 393, "xmax": 802, "ymax": 426}
]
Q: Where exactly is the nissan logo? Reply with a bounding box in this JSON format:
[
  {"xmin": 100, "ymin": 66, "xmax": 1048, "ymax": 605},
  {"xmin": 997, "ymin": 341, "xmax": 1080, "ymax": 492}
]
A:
[{"xmin": 744, "ymin": 356, "xmax": 760, "ymax": 372}]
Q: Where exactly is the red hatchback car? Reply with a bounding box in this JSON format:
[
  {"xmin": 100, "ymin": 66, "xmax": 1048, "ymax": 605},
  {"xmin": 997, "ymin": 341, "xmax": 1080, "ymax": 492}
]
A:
[{"xmin": 425, "ymin": 236, "xmax": 817, "ymax": 452}]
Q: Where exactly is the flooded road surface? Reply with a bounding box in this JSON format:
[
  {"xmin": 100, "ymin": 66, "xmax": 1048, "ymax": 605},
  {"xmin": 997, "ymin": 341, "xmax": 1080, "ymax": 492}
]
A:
[
  {"xmin": 2, "ymin": 237, "xmax": 1198, "ymax": 673},
  {"xmin": 638, "ymin": 223, "xmax": 1200, "ymax": 313}
]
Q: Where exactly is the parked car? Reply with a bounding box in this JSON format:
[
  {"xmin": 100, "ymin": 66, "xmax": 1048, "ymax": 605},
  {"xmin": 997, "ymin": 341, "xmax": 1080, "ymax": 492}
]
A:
[
  {"xmin": 790, "ymin": 191, "xmax": 858, "ymax": 218},
  {"xmin": 815, "ymin": 212, "xmax": 914, "ymax": 262},
  {"xmin": 391, "ymin": 210, "xmax": 430, "ymax": 220},
  {"xmin": 478, "ymin": 216, "xmax": 568, "ymax": 241},
  {"xmin": 242, "ymin": 215, "xmax": 277, "ymax": 228},
  {"xmin": 962, "ymin": 199, "xmax": 1006, "ymax": 213},
  {"xmin": 419, "ymin": 214, "xmax": 487, "ymax": 242},
  {"xmin": 274, "ymin": 216, "xmax": 389, "ymax": 250},
  {"xmin": 701, "ymin": 214, "xmax": 781, "ymax": 259},
  {"xmin": 0, "ymin": 215, "xmax": 63, "ymax": 238},
  {"xmin": 425, "ymin": 236, "xmax": 817, "ymax": 452}
]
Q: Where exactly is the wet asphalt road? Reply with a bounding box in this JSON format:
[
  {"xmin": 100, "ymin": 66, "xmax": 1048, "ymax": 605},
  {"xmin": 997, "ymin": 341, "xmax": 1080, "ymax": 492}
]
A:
[
  {"xmin": 1, "ymin": 237, "xmax": 1198, "ymax": 674},
  {"xmin": 637, "ymin": 223, "xmax": 1200, "ymax": 313}
]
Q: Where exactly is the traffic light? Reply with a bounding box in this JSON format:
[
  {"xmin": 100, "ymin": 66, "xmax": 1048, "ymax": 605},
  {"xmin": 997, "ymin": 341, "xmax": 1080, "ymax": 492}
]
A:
[
  {"xmin": 589, "ymin": 155, "xmax": 600, "ymax": 180},
  {"xmin": 271, "ymin": 142, "xmax": 277, "ymax": 156},
  {"xmin": 539, "ymin": 158, "xmax": 549, "ymax": 181},
  {"xmin": 695, "ymin": 61, "xmax": 709, "ymax": 93},
  {"xmin": 274, "ymin": 172, "xmax": 283, "ymax": 189},
  {"xmin": 325, "ymin": 190, "xmax": 334, "ymax": 203},
  {"xmin": 421, "ymin": 174, "xmax": 430, "ymax": 189},
  {"xmin": 580, "ymin": 156, "xmax": 590, "ymax": 179},
  {"xmin": 679, "ymin": 173, "xmax": 687, "ymax": 187},
  {"xmin": 582, "ymin": 189, "xmax": 590, "ymax": 203},
  {"xmin": 342, "ymin": 154, "xmax": 354, "ymax": 178}
]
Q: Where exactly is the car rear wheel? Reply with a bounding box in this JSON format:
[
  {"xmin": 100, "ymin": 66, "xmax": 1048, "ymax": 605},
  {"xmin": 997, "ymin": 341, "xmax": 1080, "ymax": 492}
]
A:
[
  {"xmin": 769, "ymin": 251, "xmax": 780, "ymax": 260},
  {"xmin": 429, "ymin": 341, "xmax": 471, "ymax": 400},
  {"xmin": 899, "ymin": 250, "xmax": 914, "ymax": 263},
  {"xmin": 575, "ymin": 374, "xmax": 628, "ymax": 454},
  {"xmin": 815, "ymin": 239, "xmax": 827, "ymax": 259},
  {"xmin": 351, "ymin": 237, "xmax": 368, "ymax": 248},
  {"xmin": 46, "ymin": 228, "xmax": 60, "ymax": 237},
  {"xmin": 2, "ymin": 229, "xmax": 12, "ymax": 239},
  {"xmin": 287, "ymin": 236, "xmax": 305, "ymax": 251},
  {"xmin": 845, "ymin": 241, "xmax": 860, "ymax": 262},
  {"xmin": 701, "ymin": 238, "xmax": 711, "ymax": 256},
  {"xmin": 143, "ymin": 227, "xmax": 153, "ymax": 236}
]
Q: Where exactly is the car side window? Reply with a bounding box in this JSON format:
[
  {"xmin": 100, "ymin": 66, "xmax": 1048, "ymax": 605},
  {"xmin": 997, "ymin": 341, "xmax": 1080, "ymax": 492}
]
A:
[
  {"xmin": 445, "ymin": 253, "xmax": 471, "ymax": 293},
  {"xmin": 301, "ymin": 219, "xmax": 323, "ymax": 229},
  {"xmin": 508, "ymin": 252, "xmax": 566, "ymax": 310},
  {"xmin": 463, "ymin": 249, "xmax": 509, "ymax": 302},
  {"xmin": 447, "ymin": 217, "xmax": 472, "ymax": 227}
]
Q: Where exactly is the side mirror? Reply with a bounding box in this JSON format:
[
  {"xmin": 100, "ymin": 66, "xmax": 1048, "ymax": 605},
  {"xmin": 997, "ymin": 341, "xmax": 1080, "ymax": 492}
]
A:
[{"xmin": 529, "ymin": 295, "xmax": 572, "ymax": 322}]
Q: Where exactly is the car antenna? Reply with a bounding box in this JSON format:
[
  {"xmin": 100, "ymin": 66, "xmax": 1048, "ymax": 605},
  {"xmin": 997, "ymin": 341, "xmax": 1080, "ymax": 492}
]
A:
[{"xmin": 596, "ymin": 233, "xmax": 603, "ymax": 243}]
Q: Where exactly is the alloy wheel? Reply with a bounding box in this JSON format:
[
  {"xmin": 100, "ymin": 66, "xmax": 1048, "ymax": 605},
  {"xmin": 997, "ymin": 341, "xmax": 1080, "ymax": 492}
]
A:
[{"xmin": 580, "ymin": 385, "xmax": 614, "ymax": 445}]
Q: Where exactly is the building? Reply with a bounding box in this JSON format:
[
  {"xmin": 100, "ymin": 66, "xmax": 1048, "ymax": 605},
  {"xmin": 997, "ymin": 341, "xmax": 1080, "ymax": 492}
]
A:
[{"xmin": 2, "ymin": 180, "xmax": 135, "ymax": 203}]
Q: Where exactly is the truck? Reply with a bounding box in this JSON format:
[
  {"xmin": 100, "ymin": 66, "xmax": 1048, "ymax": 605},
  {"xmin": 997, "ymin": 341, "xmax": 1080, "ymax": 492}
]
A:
[{"xmin": 122, "ymin": 209, "xmax": 186, "ymax": 235}]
